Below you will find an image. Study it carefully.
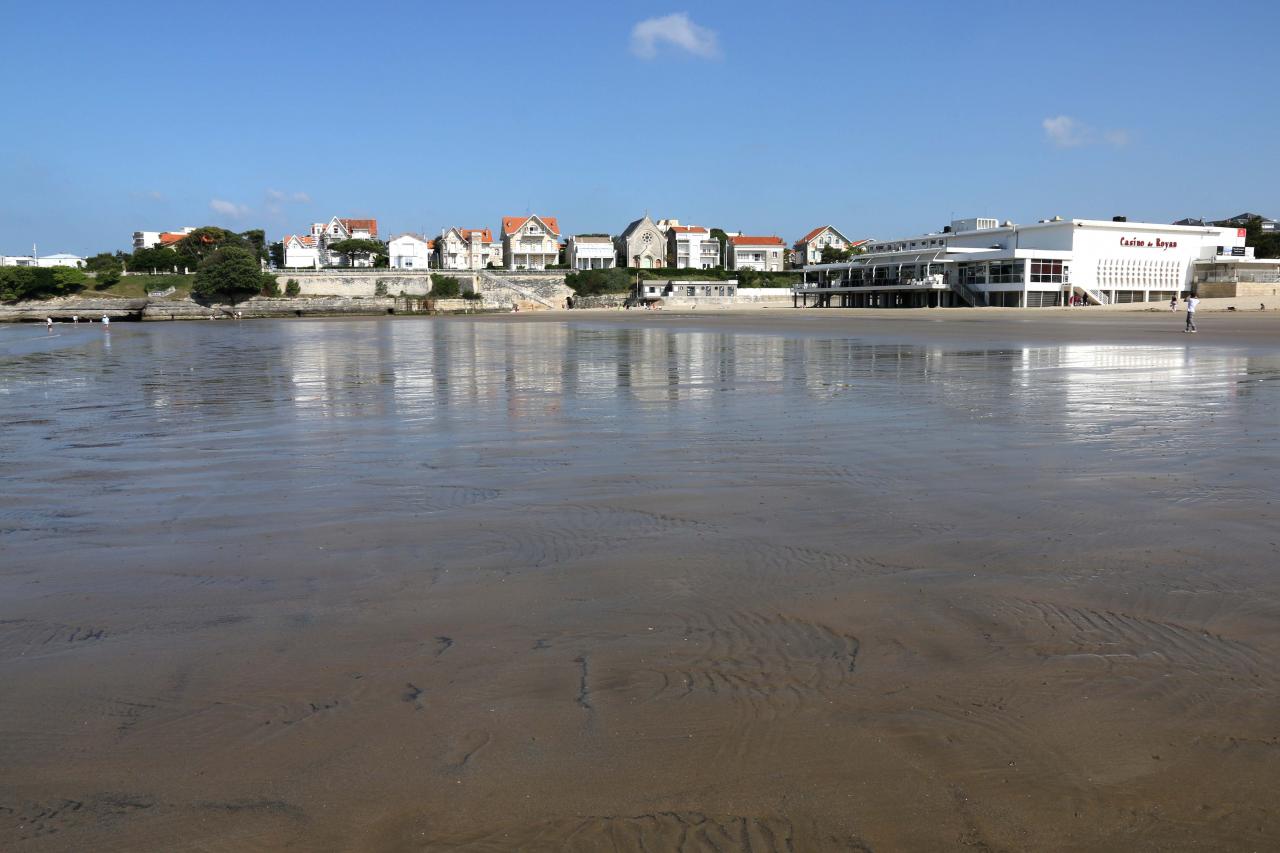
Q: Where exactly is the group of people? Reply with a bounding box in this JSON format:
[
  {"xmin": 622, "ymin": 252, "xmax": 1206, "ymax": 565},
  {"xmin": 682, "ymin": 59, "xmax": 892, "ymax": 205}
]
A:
[{"xmin": 46, "ymin": 315, "xmax": 110, "ymax": 331}]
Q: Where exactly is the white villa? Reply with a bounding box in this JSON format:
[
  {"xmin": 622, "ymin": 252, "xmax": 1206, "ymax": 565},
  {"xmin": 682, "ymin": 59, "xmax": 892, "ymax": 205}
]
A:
[
  {"xmin": 282, "ymin": 234, "xmax": 320, "ymax": 268},
  {"xmin": 502, "ymin": 215, "xmax": 560, "ymax": 270},
  {"xmin": 291, "ymin": 217, "xmax": 379, "ymax": 267},
  {"xmin": 667, "ymin": 225, "xmax": 720, "ymax": 269},
  {"xmin": 436, "ymin": 227, "xmax": 501, "ymax": 270},
  {"xmin": 728, "ymin": 235, "xmax": 786, "ymax": 271},
  {"xmin": 794, "ymin": 225, "xmax": 862, "ymax": 266},
  {"xmin": 388, "ymin": 233, "xmax": 434, "ymax": 269},
  {"xmin": 565, "ymin": 235, "xmax": 616, "ymax": 270}
]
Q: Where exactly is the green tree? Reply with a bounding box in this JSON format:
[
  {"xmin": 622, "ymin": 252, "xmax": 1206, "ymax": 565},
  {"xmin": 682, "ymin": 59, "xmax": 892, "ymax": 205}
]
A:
[
  {"xmin": 239, "ymin": 229, "xmax": 267, "ymax": 260},
  {"xmin": 268, "ymin": 241, "xmax": 285, "ymax": 268},
  {"xmin": 710, "ymin": 228, "xmax": 729, "ymax": 266},
  {"xmin": 0, "ymin": 267, "xmax": 89, "ymax": 302},
  {"xmin": 94, "ymin": 268, "xmax": 123, "ymax": 289},
  {"xmin": 85, "ymin": 252, "xmax": 126, "ymax": 274},
  {"xmin": 175, "ymin": 226, "xmax": 250, "ymax": 265},
  {"xmin": 129, "ymin": 246, "xmax": 184, "ymax": 273},
  {"xmin": 191, "ymin": 247, "xmax": 264, "ymax": 303},
  {"xmin": 285, "ymin": 278, "xmax": 300, "ymax": 297},
  {"xmin": 327, "ymin": 238, "xmax": 387, "ymax": 267},
  {"xmin": 820, "ymin": 245, "xmax": 851, "ymax": 264},
  {"xmin": 431, "ymin": 275, "xmax": 462, "ymax": 298},
  {"xmin": 260, "ymin": 273, "xmax": 280, "ymax": 297},
  {"xmin": 1217, "ymin": 215, "xmax": 1280, "ymax": 260}
]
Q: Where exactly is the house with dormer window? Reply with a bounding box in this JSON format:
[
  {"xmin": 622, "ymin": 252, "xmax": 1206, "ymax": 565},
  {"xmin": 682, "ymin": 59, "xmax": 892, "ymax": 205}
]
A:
[
  {"xmin": 616, "ymin": 214, "xmax": 666, "ymax": 268},
  {"xmin": 794, "ymin": 225, "xmax": 863, "ymax": 266},
  {"xmin": 437, "ymin": 227, "xmax": 502, "ymax": 270},
  {"xmin": 728, "ymin": 235, "xmax": 786, "ymax": 271},
  {"xmin": 305, "ymin": 216, "xmax": 379, "ymax": 266},
  {"xmin": 282, "ymin": 234, "xmax": 320, "ymax": 268},
  {"xmin": 501, "ymin": 215, "xmax": 560, "ymax": 270}
]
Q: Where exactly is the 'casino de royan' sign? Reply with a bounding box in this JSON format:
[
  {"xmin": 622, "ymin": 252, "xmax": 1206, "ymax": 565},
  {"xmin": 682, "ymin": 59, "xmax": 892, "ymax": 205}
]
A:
[{"xmin": 1120, "ymin": 236, "xmax": 1178, "ymax": 249}]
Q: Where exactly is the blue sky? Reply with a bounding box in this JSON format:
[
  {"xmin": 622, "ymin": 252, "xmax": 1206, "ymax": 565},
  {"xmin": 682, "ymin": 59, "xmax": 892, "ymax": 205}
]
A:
[{"xmin": 2, "ymin": 0, "xmax": 1278, "ymax": 255}]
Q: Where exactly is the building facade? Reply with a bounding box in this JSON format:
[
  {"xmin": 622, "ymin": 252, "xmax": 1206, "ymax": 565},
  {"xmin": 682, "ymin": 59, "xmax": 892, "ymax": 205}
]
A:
[
  {"xmin": 388, "ymin": 233, "xmax": 434, "ymax": 269},
  {"xmin": 616, "ymin": 215, "xmax": 667, "ymax": 268},
  {"xmin": 794, "ymin": 225, "xmax": 860, "ymax": 266},
  {"xmin": 282, "ymin": 234, "xmax": 320, "ymax": 268},
  {"xmin": 302, "ymin": 217, "xmax": 379, "ymax": 267},
  {"xmin": 501, "ymin": 215, "xmax": 560, "ymax": 270},
  {"xmin": 565, "ymin": 235, "xmax": 616, "ymax": 270},
  {"xmin": 728, "ymin": 235, "xmax": 785, "ymax": 271},
  {"xmin": 436, "ymin": 228, "xmax": 501, "ymax": 270},
  {"xmin": 133, "ymin": 227, "xmax": 195, "ymax": 251},
  {"xmin": 796, "ymin": 216, "xmax": 1250, "ymax": 308},
  {"xmin": 1, "ymin": 253, "xmax": 86, "ymax": 268},
  {"xmin": 667, "ymin": 225, "xmax": 720, "ymax": 269}
]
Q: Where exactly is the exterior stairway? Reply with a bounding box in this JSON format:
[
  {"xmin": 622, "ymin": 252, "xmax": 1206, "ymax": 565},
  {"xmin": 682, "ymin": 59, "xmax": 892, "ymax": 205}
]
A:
[
  {"xmin": 950, "ymin": 279, "xmax": 986, "ymax": 306},
  {"xmin": 475, "ymin": 271, "xmax": 573, "ymax": 309}
]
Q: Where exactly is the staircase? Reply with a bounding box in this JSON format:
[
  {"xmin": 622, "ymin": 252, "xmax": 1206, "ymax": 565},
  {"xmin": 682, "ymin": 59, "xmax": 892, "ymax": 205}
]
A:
[
  {"xmin": 950, "ymin": 279, "xmax": 986, "ymax": 307},
  {"xmin": 476, "ymin": 271, "xmax": 572, "ymax": 310},
  {"xmin": 1072, "ymin": 285, "xmax": 1110, "ymax": 305}
]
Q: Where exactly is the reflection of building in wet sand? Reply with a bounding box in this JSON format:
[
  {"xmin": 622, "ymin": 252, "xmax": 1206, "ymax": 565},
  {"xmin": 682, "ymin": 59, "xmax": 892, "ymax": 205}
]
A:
[{"xmin": 611, "ymin": 328, "xmax": 787, "ymax": 402}]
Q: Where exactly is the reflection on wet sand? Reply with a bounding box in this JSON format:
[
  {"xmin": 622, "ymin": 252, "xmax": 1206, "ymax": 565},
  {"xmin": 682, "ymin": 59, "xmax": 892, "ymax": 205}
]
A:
[{"xmin": 1, "ymin": 317, "xmax": 1279, "ymax": 851}]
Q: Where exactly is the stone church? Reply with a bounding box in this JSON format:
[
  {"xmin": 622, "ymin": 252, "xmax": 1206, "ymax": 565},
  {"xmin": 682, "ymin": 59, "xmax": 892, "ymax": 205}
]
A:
[{"xmin": 615, "ymin": 215, "xmax": 667, "ymax": 268}]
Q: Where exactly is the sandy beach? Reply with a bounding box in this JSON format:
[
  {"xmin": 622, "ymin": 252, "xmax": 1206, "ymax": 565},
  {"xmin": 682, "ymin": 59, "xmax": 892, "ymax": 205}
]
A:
[{"xmin": 2, "ymin": 310, "xmax": 1278, "ymax": 851}]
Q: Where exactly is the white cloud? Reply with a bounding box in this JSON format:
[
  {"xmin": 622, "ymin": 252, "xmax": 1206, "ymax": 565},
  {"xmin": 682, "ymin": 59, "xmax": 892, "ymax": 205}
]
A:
[
  {"xmin": 630, "ymin": 13, "xmax": 720, "ymax": 60},
  {"xmin": 266, "ymin": 188, "xmax": 310, "ymax": 203},
  {"xmin": 209, "ymin": 198, "xmax": 250, "ymax": 218},
  {"xmin": 1042, "ymin": 115, "xmax": 1132, "ymax": 148}
]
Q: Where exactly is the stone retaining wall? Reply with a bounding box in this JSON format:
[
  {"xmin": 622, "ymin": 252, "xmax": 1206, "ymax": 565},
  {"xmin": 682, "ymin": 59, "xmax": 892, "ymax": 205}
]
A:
[{"xmin": 1198, "ymin": 281, "xmax": 1280, "ymax": 300}]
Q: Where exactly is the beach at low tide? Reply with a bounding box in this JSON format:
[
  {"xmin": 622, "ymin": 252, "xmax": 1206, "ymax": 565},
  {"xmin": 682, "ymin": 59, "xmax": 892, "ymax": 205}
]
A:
[{"xmin": 2, "ymin": 310, "xmax": 1279, "ymax": 851}]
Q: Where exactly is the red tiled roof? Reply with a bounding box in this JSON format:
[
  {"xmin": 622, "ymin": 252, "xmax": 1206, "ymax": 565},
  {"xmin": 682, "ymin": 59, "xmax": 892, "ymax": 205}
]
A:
[
  {"xmin": 340, "ymin": 218, "xmax": 378, "ymax": 237},
  {"xmin": 669, "ymin": 225, "xmax": 708, "ymax": 234},
  {"xmin": 284, "ymin": 235, "xmax": 317, "ymax": 246},
  {"xmin": 459, "ymin": 228, "xmax": 494, "ymax": 243},
  {"xmin": 729, "ymin": 235, "xmax": 785, "ymax": 246},
  {"xmin": 796, "ymin": 225, "xmax": 831, "ymax": 245},
  {"xmin": 502, "ymin": 215, "xmax": 560, "ymax": 236},
  {"xmin": 158, "ymin": 232, "xmax": 186, "ymax": 245}
]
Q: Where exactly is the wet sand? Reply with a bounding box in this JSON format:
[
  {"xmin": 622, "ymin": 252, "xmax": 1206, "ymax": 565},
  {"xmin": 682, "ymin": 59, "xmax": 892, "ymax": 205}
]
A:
[{"xmin": 2, "ymin": 313, "xmax": 1279, "ymax": 851}]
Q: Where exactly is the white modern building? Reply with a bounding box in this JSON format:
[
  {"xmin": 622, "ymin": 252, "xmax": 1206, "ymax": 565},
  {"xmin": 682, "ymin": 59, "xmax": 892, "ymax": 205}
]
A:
[
  {"xmin": 667, "ymin": 225, "xmax": 720, "ymax": 269},
  {"xmin": 133, "ymin": 226, "xmax": 195, "ymax": 250},
  {"xmin": 565, "ymin": 235, "xmax": 616, "ymax": 270},
  {"xmin": 388, "ymin": 233, "xmax": 434, "ymax": 269},
  {"xmin": 436, "ymin": 227, "xmax": 501, "ymax": 270},
  {"xmin": 796, "ymin": 216, "xmax": 1252, "ymax": 308},
  {"xmin": 1, "ymin": 253, "xmax": 85, "ymax": 268},
  {"xmin": 728, "ymin": 235, "xmax": 786, "ymax": 271},
  {"xmin": 502, "ymin": 215, "xmax": 560, "ymax": 270}
]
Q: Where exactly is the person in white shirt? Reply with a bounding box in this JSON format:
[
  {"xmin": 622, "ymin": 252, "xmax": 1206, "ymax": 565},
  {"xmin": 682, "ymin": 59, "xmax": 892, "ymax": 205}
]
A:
[
  {"xmin": 101, "ymin": 315, "xmax": 110, "ymax": 326},
  {"xmin": 1184, "ymin": 295, "xmax": 1199, "ymax": 333}
]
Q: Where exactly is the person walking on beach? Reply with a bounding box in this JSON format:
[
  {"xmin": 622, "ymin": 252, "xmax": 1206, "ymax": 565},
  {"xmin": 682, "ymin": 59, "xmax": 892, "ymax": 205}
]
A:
[
  {"xmin": 45, "ymin": 317, "xmax": 53, "ymax": 332},
  {"xmin": 1184, "ymin": 294, "xmax": 1199, "ymax": 333},
  {"xmin": 1170, "ymin": 296, "xmax": 1177, "ymax": 311},
  {"xmin": 101, "ymin": 314, "xmax": 110, "ymax": 326}
]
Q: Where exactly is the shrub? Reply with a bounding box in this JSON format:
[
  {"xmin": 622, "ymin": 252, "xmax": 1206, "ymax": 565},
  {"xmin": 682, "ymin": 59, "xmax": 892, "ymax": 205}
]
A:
[
  {"xmin": 431, "ymin": 275, "xmax": 462, "ymax": 298},
  {"xmin": 94, "ymin": 268, "xmax": 122, "ymax": 289},
  {"xmin": 564, "ymin": 267, "xmax": 632, "ymax": 296},
  {"xmin": 374, "ymin": 280, "xmax": 388, "ymax": 297},
  {"xmin": 0, "ymin": 267, "xmax": 88, "ymax": 302},
  {"xmin": 462, "ymin": 291, "xmax": 482, "ymax": 301},
  {"xmin": 260, "ymin": 274, "xmax": 280, "ymax": 297},
  {"xmin": 285, "ymin": 279, "xmax": 300, "ymax": 297}
]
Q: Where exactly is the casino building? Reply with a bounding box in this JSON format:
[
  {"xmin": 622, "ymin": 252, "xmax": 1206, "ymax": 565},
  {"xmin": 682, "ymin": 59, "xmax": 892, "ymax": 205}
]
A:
[{"xmin": 794, "ymin": 216, "xmax": 1257, "ymax": 308}]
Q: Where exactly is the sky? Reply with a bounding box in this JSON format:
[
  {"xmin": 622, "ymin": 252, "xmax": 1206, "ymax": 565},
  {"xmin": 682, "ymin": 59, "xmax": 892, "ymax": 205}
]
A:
[{"xmin": 2, "ymin": 0, "xmax": 1278, "ymax": 255}]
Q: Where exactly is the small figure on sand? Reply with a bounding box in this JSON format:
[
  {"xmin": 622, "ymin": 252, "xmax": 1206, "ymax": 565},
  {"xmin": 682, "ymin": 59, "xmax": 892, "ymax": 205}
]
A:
[
  {"xmin": 72, "ymin": 315, "xmax": 79, "ymax": 324},
  {"xmin": 1170, "ymin": 296, "xmax": 1177, "ymax": 311},
  {"xmin": 1184, "ymin": 295, "xmax": 1199, "ymax": 333},
  {"xmin": 45, "ymin": 317, "xmax": 53, "ymax": 332},
  {"xmin": 101, "ymin": 315, "xmax": 110, "ymax": 326}
]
